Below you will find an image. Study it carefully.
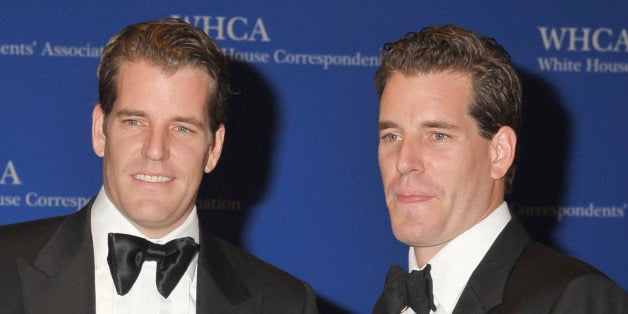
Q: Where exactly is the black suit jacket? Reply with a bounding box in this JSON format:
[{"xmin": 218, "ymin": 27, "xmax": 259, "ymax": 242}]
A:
[
  {"xmin": 373, "ymin": 217, "xmax": 627, "ymax": 313},
  {"xmin": 0, "ymin": 200, "xmax": 318, "ymax": 313}
]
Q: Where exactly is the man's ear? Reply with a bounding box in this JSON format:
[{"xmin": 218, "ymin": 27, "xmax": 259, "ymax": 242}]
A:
[
  {"xmin": 490, "ymin": 126, "xmax": 516, "ymax": 180},
  {"xmin": 92, "ymin": 104, "xmax": 106, "ymax": 157},
  {"xmin": 204, "ymin": 124, "xmax": 225, "ymax": 173}
]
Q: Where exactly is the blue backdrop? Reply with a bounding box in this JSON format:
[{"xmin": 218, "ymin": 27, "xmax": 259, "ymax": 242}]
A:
[{"xmin": 1, "ymin": 1, "xmax": 626, "ymax": 312}]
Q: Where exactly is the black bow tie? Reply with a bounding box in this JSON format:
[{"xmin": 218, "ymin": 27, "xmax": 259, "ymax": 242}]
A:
[
  {"xmin": 106, "ymin": 233, "xmax": 200, "ymax": 298},
  {"xmin": 381, "ymin": 264, "xmax": 436, "ymax": 314}
]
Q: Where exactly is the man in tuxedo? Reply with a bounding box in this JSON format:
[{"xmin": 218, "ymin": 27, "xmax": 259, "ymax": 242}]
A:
[
  {"xmin": 0, "ymin": 18, "xmax": 317, "ymax": 313},
  {"xmin": 372, "ymin": 24, "xmax": 626, "ymax": 313}
]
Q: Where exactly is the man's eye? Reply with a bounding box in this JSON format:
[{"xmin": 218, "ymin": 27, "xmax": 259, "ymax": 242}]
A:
[
  {"xmin": 381, "ymin": 134, "xmax": 400, "ymax": 142},
  {"xmin": 433, "ymin": 133, "xmax": 448, "ymax": 141},
  {"xmin": 177, "ymin": 126, "xmax": 190, "ymax": 133},
  {"xmin": 125, "ymin": 119, "xmax": 139, "ymax": 126}
]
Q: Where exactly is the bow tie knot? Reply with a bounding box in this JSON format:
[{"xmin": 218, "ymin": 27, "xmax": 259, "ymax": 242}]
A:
[
  {"xmin": 382, "ymin": 264, "xmax": 436, "ymax": 314},
  {"xmin": 107, "ymin": 233, "xmax": 200, "ymax": 298}
]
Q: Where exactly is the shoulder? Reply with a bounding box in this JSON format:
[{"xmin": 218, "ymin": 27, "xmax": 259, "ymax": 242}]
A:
[
  {"xmin": 515, "ymin": 241, "xmax": 604, "ymax": 278},
  {"xmin": 551, "ymin": 273, "xmax": 628, "ymax": 312},
  {"xmin": 211, "ymin": 234, "xmax": 312, "ymax": 290},
  {"xmin": 502, "ymin": 240, "xmax": 627, "ymax": 312},
  {"xmin": 208, "ymin": 234, "xmax": 318, "ymax": 313},
  {"xmin": 0, "ymin": 215, "xmax": 67, "ymax": 263},
  {"xmin": 0, "ymin": 197, "xmax": 94, "ymax": 254}
]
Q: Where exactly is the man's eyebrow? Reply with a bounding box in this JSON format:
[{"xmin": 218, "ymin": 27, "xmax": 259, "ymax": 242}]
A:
[
  {"xmin": 115, "ymin": 109, "xmax": 146, "ymax": 117},
  {"xmin": 173, "ymin": 115, "xmax": 205, "ymax": 128},
  {"xmin": 378, "ymin": 120, "xmax": 398, "ymax": 131},
  {"xmin": 422, "ymin": 120, "xmax": 461, "ymax": 130}
]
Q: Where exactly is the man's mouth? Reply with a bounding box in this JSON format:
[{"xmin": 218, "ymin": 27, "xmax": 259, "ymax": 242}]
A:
[
  {"xmin": 133, "ymin": 174, "xmax": 173, "ymax": 183},
  {"xmin": 396, "ymin": 194, "xmax": 434, "ymax": 202}
]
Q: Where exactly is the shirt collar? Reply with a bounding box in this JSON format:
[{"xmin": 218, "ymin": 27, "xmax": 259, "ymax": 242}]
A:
[
  {"xmin": 91, "ymin": 186, "xmax": 200, "ymax": 280},
  {"xmin": 408, "ymin": 202, "xmax": 511, "ymax": 313}
]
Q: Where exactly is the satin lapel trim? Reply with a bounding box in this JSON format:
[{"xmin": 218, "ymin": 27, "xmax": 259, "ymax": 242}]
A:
[
  {"xmin": 455, "ymin": 217, "xmax": 531, "ymax": 313},
  {"xmin": 196, "ymin": 227, "xmax": 251, "ymax": 312},
  {"xmin": 18, "ymin": 199, "xmax": 96, "ymax": 313}
]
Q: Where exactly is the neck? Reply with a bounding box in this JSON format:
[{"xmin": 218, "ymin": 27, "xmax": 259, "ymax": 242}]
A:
[
  {"xmin": 128, "ymin": 208, "xmax": 196, "ymax": 239},
  {"xmin": 414, "ymin": 242, "xmax": 446, "ymax": 268},
  {"xmin": 413, "ymin": 199, "xmax": 506, "ymax": 267}
]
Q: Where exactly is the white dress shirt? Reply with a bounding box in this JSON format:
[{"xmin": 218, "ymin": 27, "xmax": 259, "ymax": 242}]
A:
[
  {"xmin": 403, "ymin": 202, "xmax": 511, "ymax": 314},
  {"xmin": 91, "ymin": 187, "xmax": 200, "ymax": 314}
]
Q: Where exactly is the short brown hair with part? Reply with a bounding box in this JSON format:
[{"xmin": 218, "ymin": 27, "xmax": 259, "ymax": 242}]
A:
[{"xmin": 97, "ymin": 18, "xmax": 229, "ymax": 140}]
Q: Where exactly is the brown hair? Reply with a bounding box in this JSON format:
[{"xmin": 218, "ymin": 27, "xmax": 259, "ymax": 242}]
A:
[
  {"xmin": 97, "ymin": 18, "xmax": 229, "ymax": 140},
  {"xmin": 375, "ymin": 24, "xmax": 522, "ymax": 193}
]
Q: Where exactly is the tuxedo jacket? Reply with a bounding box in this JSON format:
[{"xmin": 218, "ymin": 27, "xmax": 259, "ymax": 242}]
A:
[
  {"xmin": 0, "ymin": 200, "xmax": 318, "ymax": 314},
  {"xmin": 373, "ymin": 217, "xmax": 627, "ymax": 313}
]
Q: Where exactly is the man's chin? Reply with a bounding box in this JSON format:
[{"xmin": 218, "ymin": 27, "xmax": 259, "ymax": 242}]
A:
[
  {"xmin": 119, "ymin": 203, "xmax": 171, "ymax": 222},
  {"xmin": 393, "ymin": 226, "xmax": 421, "ymax": 246},
  {"xmin": 392, "ymin": 221, "xmax": 437, "ymax": 246}
]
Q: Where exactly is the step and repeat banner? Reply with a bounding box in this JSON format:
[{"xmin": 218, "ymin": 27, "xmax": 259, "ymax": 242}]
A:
[{"xmin": 1, "ymin": 1, "xmax": 625, "ymax": 312}]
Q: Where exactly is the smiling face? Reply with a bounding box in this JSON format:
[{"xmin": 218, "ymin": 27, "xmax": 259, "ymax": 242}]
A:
[
  {"xmin": 378, "ymin": 71, "xmax": 513, "ymax": 255},
  {"xmin": 92, "ymin": 61, "xmax": 224, "ymax": 238}
]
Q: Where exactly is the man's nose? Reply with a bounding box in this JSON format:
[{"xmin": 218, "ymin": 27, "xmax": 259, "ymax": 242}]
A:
[
  {"xmin": 142, "ymin": 127, "xmax": 170, "ymax": 161},
  {"xmin": 396, "ymin": 139, "xmax": 425, "ymax": 174}
]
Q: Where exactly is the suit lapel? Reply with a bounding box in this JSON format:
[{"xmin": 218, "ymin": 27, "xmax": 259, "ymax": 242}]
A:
[
  {"xmin": 196, "ymin": 225, "xmax": 253, "ymax": 313},
  {"xmin": 18, "ymin": 201, "xmax": 96, "ymax": 313},
  {"xmin": 453, "ymin": 217, "xmax": 531, "ymax": 313}
]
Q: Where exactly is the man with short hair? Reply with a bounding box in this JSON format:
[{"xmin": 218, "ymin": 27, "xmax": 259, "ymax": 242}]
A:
[
  {"xmin": 0, "ymin": 18, "xmax": 318, "ymax": 313},
  {"xmin": 372, "ymin": 24, "xmax": 626, "ymax": 313}
]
